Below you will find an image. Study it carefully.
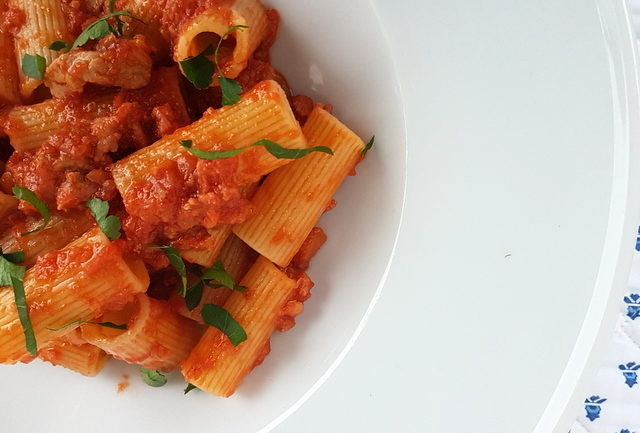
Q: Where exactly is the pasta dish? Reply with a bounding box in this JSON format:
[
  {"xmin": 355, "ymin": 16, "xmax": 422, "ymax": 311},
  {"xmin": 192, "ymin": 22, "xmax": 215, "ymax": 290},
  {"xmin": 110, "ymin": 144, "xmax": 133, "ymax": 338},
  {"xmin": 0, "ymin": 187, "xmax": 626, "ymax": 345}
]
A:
[{"xmin": 0, "ymin": 0, "xmax": 372, "ymax": 396}]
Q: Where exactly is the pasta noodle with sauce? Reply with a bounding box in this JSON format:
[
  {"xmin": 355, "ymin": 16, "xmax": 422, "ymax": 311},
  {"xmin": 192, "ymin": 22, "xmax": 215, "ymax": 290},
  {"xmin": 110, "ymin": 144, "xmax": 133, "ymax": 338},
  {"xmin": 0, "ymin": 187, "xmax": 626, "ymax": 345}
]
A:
[{"xmin": 0, "ymin": 0, "xmax": 373, "ymax": 397}]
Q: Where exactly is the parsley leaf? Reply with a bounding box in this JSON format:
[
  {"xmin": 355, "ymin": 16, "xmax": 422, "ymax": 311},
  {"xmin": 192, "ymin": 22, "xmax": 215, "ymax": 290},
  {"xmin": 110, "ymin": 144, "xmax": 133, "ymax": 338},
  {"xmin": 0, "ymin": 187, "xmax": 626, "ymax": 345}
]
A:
[
  {"xmin": 201, "ymin": 260, "xmax": 245, "ymax": 292},
  {"xmin": 201, "ymin": 304, "xmax": 247, "ymax": 346},
  {"xmin": 86, "ymin": 198, "xmax": 121, "ymax": 241},
  {"xmin": 152, "ymin": 246, "xmax": 188, "ymax": 296},
  {"xmin": 214, "ymin": 26, "xmax": 247, "ymax": 105},
  {"xmin": 21, "ymin": 54, "xmax": 46, "ymax": 80},
  {"xmin": 72, "ymin": 10, "xmax": 139, "ymax": 49},
  {"xmin": 179, "ymin": 25, "xmax": 247, "ymax": 105},
  {"xmin": 49, "ymin": 40, "xmax": 70, "ymax": 52},
  {"xmin": 185, "ymin": 279, "xmax": 204, "ymax": 311},
  {"xmin": 218, "ymin": 76, "xmax": 242, "ymax": 106},
  {"xmin": 46, "ymin": 320, "xmax": 127, "ymax": 332},
  {"xmin": 362, "ymin": 136, "xmax": 375, "ymax": 156},
  {"xmin": 0, "ymin": 253, "xmax": 35, "ymax": 356},
  {"xmin": 184, "ymin": 383, "xmax": 198, "ymax": 394},
  {"xmin": 179, "ymin": 45, "xmax": 215, "ymax": 90},
  {"xmin": 181, "ymin": 139, "xmax": 333, "ymax": 161},
  {"xmin": 0, "ymin": 250, "xmax": 24, "ymax": 264},
  {"xmin": 12, "ymin": 186, "xmax": 51, "ymax": 236},
  {"xmin": 140, "ymin": 367, "xmax": 167, "ymax": 387}
]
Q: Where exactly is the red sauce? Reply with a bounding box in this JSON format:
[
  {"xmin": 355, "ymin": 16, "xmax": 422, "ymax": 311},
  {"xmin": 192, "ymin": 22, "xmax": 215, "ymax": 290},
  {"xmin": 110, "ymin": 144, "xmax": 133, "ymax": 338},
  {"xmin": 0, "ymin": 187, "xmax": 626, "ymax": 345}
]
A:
[
  {"xmin": 117, "ymin": 374, "xmax": 130, "ymax": 393},
  {"xmin": 0, "ymin": 6, "xmax": 25, "ymax": 34}
]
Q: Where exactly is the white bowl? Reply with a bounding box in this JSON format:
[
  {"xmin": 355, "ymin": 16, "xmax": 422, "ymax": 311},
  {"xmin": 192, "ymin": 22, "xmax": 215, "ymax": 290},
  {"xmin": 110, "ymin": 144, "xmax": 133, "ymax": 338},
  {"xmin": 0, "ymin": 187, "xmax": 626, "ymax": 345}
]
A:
[{"xmin": 3, "ymin": 1, "xmax": 640, "ymax": 433}]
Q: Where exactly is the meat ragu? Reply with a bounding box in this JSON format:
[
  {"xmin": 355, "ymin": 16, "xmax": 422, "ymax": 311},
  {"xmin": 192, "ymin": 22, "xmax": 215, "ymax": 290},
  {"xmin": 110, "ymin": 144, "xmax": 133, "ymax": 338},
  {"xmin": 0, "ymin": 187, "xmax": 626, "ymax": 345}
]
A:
[{"xmin": 0, "ymin": 0, "xmax": 371, "ymax": 398}]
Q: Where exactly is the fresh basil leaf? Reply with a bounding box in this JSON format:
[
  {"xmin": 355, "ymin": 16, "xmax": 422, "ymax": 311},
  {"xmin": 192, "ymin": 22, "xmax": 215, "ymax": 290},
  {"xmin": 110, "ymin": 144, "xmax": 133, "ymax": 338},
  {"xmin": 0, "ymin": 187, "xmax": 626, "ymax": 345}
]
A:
[
  {"xmin": 179, "ymin": 45, "xmax": 215, "ymax": 89},
  {"xmin": 0, "ymin": 255, "xmax": 35, "ymax": 356},
  {"xmin": 362, "ymin": 136, "xmax": 375, "ymax": 156},
  {"xmin": 201, "ymin": 304, "xmax": 247, "ymax": 346},
  {"xmin": 184, "ymin": 383, "xmax": 198, "ymax": 394},
  {"xmin": 46, "ymin": 320, "xmax": 127, "ymax": 332},
  {"xmin": 140, "ymin": 367, "xmax": 167, "ymax": 387},
  {"xmin": 21, "ymin": 54, "xmax": 46, "ymax": 80},
  {"xmin": 185, "ymin": 280, "xmax": 204, "ymax": 311},
  {"xmin": 72, "ymin": 11, "xmax": 138, "ymax": 49},
  {"xmin": 201, "ymin": 260, "xmax": 245, "ymax": 292},
  {"xmin": 1, "ymin": 250, "xmax": 24, "ymax": 265},
  {"xmin": 181, "ymin": 138, "xmax": 333, "ymax": 161},
  {"xmin": 218, "ymin": 77, "xmax": 242, "ymax": 106},
  {"xmin": 12, "ymin": 185, "xmax": 51, "ymax": 236},
  {"xmin": 151, "ymin": 246, "xmax": 187, "ymax": 296},
  {"xmin": 49, "ymin": 40, "xmax": 70, "ymax": 52},
  {"xmin": 86, "ymin": 198, "xmax": 121, "ymax": 241}
]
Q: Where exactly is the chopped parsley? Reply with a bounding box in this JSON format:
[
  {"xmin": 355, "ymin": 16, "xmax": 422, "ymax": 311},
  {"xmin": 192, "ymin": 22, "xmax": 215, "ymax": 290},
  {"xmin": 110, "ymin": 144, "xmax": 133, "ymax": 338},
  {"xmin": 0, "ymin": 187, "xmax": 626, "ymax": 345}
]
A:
[
  {"xmin": 71, "ymin": 5, "xmax": 142, "ymax": 49},
  {"xmin": 179, "ymin": 25, "xmax": 247, "ymax": 105},
  {"xmin": 179, "ymin": 45, "xmax": 215, "ymax": 90},
  {"xmin": 152, "ymin": 246, "xmax": 188, "ymax": 296},
  {"xmin": 86, "ymin": 198, "xmax": 121, "ymax": 241},
  {"xmin": 140, "ymin": 367, "xmax": 167, "ymax": 387},
  {"xmin": 46, "ymin": 321, "xmax": 127, "ymax": 332},
  {"xmin": 362, "ymin": 136, "xmax": 375, "ymax": 156},
  {"xmin": 49, "ymin": 40, "xmax": 70, "ymax": 52},
  {"xmin": 181, "ymin": 139, "xmax": 333, "ymax": 161},
  {"xmin": 0, "ymin": 251, "xmax": 35, "ymax": 356},
  {"xmin": 12, "ymin": 186, "xmax": 51, "ymax": 236},
  {"xmin": 21, "ymin": 54, "xmax": 46, "ymax": 80},
  {"xmin": 184, "ymin": 383, "xmax": 198, "ymax": 394},
  {"xmin": 201, "ymin": 304, "xmax": 247, "ymax": 346}
]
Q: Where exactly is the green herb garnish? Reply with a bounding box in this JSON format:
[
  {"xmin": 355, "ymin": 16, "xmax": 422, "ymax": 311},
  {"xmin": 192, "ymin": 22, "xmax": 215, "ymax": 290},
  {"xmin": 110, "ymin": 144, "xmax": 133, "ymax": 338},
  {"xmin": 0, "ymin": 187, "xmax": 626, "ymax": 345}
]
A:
[
  {"xmin": 46, "ymin": 320, "xmax": 127, "ymax": 332},
  {"xmin": 201, "ymin": 304, "xmax": 247, "ymax": 346},
  {"xmin": 181, "ymin": 139, "xmax": 333, "ymax": 161},
  {"xmin": 184, "ymin": 383, "xmax": 198, "ymax": 394},
  {"xmin": 201, "ymin": 260, "xmax": 246, "ymax": 292},
  {"xmin": 49, "ymin": 40, "xmax": 70, "ymax": 52},
  {"xmin": 86, "ymin": 198, "xmax": 121, "ymax": 241},
  {"xmin": 21, "ymin": 54, "xmax": 46, "ymax": 80},
  {"xmin": 140, "ymin": 367, "xmax": 167, "ymax": 387},
  {"xmin": 0, "ymin": 252, "xmax": 35, "ymax": 356},
  {"xmin": 12, "ymin": 186, "xmax": 51, "ymax": 236},
  {"xmin": 72, "ymin": 9, "xmax": 141, "ymax": 49},
  {"xmin": 179, "ymin": 45, "xmax": 215, "ymax": 90},
  {"xmin": 362, "ymin": 136, "xmax": 375, "ymax": 156},
  {"xmin": 179, "ymin": 25, "xmax": 247, "ymax": 105},
  {"xmin": 152, "ymin": 246, "xmax": 188, "ymax": 296},
  {"xmin": 214, "ymin": 25, "xmax": 247, "ymax": 105},
  {"xmin": 185, "ymin": 280, "xmax": 205, "ymax": 311}
]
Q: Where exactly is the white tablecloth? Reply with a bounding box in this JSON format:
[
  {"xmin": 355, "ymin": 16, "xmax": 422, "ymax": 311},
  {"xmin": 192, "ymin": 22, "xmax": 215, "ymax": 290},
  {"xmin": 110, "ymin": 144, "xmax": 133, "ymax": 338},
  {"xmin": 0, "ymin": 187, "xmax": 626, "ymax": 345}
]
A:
[{"xmin": 571, "ymin": 5, "xmax": 640, "ymax": 429}]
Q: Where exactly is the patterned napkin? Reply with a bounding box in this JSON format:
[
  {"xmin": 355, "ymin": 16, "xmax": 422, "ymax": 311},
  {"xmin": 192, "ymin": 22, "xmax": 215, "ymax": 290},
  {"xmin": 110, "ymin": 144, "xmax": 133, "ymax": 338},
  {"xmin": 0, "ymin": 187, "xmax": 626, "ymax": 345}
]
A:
[{"xmin": 570, "ymin": 245, "xmax": 640, "ymax": 433}]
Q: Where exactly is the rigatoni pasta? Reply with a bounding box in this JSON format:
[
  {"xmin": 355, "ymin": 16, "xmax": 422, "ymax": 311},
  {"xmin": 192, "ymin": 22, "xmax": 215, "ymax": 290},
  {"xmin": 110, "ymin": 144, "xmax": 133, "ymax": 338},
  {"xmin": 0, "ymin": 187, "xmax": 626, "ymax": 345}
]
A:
[
  {"xmin": 0, "ymin": 0, "xmax": 372, "ymax": 398},
  {"xmin": 0, "ymin": 228, "xmax": 149, "ymax": 363},
  {"xmin": 0, "ymin": 29, "xmax": 20, "ymax": 105},
  {"xmin": 181, "ymin": 256, "xmax": 296, "ymax": 396},
  {"xmin": 234, "ymin": 106, "xmax": 366, "ymax": 266},
  {"xmin": 8, "ymin": 0, "xmax": 71, "ymax": 99},
  {"xmin": 81, "ymin": 294, "xmax": 203, "ymax": 371}
]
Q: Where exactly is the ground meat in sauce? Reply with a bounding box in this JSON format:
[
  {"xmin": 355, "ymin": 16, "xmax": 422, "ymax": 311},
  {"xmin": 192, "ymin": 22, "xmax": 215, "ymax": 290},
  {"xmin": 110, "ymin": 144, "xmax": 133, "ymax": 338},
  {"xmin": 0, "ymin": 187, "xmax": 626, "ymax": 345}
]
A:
[
  {"xmin": 45, "ymin": 35, "xmax": 153, "ymax": 99},
  {"xmin": 0, "ymin": 2, "xmax": 332, "ymax": 274}
]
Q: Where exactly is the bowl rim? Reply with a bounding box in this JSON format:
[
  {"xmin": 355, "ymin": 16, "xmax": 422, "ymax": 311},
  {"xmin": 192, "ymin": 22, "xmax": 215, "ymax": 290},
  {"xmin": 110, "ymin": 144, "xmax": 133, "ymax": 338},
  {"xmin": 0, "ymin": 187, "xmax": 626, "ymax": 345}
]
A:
[{"xmin": 536, "ymin": 0, "xmax": 640, "ymax": 431}]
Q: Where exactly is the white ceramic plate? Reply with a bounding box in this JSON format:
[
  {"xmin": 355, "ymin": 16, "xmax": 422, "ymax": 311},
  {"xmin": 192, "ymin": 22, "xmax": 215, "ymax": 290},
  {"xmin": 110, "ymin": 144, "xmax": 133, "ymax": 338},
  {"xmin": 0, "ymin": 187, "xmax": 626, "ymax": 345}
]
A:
[{"xmin": 2, "ymin": 1, "xmax": 639, "ymax": 433}]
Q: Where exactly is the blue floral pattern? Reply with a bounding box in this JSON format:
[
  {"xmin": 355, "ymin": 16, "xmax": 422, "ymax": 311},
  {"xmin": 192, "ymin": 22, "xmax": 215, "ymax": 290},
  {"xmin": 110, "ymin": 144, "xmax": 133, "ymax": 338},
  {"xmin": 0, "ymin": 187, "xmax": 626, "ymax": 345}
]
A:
[
  {"xmin": 584, "ymin": 396, "xmax": 607, "ymax": 422},
  {"xmin": 618, "ymin": 362, "xmax": 640, "ymax": 388},
  {"xmin": 624, "ymin": 294, "xmax": 640, "ymax": 320}
]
